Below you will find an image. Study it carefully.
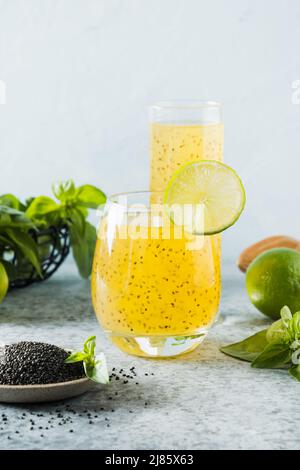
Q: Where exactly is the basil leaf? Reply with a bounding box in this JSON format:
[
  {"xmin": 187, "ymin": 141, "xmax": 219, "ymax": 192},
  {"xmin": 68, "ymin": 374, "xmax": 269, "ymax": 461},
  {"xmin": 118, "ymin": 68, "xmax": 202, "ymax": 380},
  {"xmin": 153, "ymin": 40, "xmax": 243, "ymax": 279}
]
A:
[
  {"xmin": 71, "ymin": 221, "xmax": 96, "ymax": 278},
  {"xmin": 280, "ymin": 305, "xmax": 292, "ymax": 327},
  {"xmin": 266, "ymin": 319, "xmax": 287, "ymax": 343},
  {"xmin": 68, "ymin": 208, "xmax": 86, "ymax": 238},
  {"xmin": 290, "ymin": 311, "xmax": 300, "ymax": 336},
  {"xmin": 289, "ymin": 365, "xmax": 300, "ymax": 382},
  {"xmin": 75, "ymin": 185, "xmax": 106, "ymax": 209},
  {"xmin": 0, "ymin": 205, "xmax": 23, "ymax": 216},
  {"xmin": 0, "ymin": 206, "xmax": 33, "ymax": 227},
  {"xmin": 84, "ymin": 353, "xmax": 109, "ymax": 384},
  {"xmin": 26, "ymin": 196, "xmax": 60, "ymax": 219},
  {"xmin": 83, "ymin": 336, "xmax": 96, "ymax": 356},
  {"xmin": 65, "ymin": 336, "xmax": 109, "ymax": 385},
  {"xmin": 65, "ymin": 351, "xmax": 87, "ymax": 363},
  {"xmin": 0, "ymin": 194, "xmax": 20, "ymax": 209},
  {"xmin": 252, "ymin": 342, "xmax": 292, "ymax": 369},
  {"xmin": 52, "ymin": 180, "xmax": 76, "ymax": 202},
  {"xmin": 0, "ymin": 262, "xmax": 8, "ymax": 304},
  {"xmin": 5, "ymin": 229, "xmax": 41, "ymax": 276},
  {"xmin": 220, "ymin": 329, "xmax": 268, "ymax": 362},
  {"xmin": 75, "ymin": 205, "xmax": 88, "ymax": 218},
  {"xmin": 0, "ymin": 211, "xmax": 11, "ymax": 227},
  {"xmin": 0, "ymin": 234, "xmax": 13, "ymax": 247}
]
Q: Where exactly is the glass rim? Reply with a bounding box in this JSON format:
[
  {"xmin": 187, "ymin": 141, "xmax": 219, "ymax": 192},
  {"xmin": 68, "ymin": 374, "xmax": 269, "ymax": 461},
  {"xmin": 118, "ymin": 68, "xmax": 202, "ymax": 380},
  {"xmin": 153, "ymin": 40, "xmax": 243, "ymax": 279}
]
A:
[
  {"xmin": 109, "ymin": 190, "xmax": 164, "ymax": 203},
  {"xmin": 107, "ymin": 190, "xmax": 165, "ymax": 213},
  {"xmin": 150, "ymin": 100, "xmax": 222, "ymax": 110}
]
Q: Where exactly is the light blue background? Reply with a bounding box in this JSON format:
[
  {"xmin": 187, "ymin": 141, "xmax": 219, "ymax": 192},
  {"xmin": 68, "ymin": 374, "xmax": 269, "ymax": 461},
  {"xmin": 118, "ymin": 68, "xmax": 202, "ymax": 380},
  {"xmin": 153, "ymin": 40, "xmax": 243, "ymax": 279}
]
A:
[{"xmin": 0, "ymin": 0, "xmax": 299, "ymax": 259}]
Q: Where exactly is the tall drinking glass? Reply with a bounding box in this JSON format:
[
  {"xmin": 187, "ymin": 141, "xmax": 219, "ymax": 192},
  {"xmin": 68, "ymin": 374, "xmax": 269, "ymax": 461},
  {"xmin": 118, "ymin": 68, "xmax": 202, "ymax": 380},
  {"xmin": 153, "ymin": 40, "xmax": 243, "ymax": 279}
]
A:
[
  {"xmin": 150, "ymin": 100, "xmax": 223, "ymax": 320},
  {"xmin": 150, "ymin": 101, "xmax": 223, "ymax": 189}
]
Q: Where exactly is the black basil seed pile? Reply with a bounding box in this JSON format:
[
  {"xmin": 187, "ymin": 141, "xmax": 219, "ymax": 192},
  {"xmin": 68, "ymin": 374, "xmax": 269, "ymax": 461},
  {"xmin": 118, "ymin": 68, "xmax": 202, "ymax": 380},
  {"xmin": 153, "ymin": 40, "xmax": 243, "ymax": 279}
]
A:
[{"xmin": 0, "ymin": 341, "xmax": 84, "ymax": 385}]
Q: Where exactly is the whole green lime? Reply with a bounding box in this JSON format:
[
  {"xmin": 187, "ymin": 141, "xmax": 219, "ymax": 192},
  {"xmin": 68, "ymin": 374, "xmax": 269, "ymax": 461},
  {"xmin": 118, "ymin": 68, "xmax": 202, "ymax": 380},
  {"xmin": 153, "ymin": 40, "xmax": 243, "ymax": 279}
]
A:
[{"xmin": 246, "ymin": 248, "xmax": 300, "ymax": 319}]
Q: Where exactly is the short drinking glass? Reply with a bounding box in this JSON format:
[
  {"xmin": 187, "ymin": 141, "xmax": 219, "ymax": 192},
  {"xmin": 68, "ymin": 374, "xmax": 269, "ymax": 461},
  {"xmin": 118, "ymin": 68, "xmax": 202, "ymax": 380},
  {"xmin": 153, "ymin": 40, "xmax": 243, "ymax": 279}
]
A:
[{"xmin": 91, "ymin": 191, "xmax": 221, "ymax": 358}]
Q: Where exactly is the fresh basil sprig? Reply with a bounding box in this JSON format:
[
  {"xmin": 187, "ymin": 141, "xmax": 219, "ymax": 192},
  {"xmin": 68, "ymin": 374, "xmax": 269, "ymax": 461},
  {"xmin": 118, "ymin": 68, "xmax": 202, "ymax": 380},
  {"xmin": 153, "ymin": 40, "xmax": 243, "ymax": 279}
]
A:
[
  {"xmin": 0, "ymin": 181, "xmax": 106, "ymax": 305},
  {"xmin": 26, "ymin": 180, "xmax": 106, "ymax": 279},
  {"xmin": 220, "ymin": 306, "xmax": 300, "ymax": 382},
  {"xmin": 65, "ymin": 336, "xmax": 109, "ymax": 384}
]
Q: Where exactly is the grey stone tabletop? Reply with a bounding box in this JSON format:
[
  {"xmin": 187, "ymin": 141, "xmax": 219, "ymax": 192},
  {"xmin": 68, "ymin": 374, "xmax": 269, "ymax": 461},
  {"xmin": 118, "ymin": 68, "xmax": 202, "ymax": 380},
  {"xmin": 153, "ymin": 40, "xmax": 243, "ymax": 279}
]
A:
[{"xmin": 0, "ymin": 259, "xmax": 299, "ymax": 450}]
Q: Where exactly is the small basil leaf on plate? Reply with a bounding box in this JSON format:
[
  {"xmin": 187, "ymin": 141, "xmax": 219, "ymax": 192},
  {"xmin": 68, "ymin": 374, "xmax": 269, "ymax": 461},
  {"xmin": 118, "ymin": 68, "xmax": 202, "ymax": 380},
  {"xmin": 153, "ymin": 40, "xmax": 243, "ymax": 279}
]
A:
[
  {"xmin": 83, "ymin": 336, "xmax": 96, "ymax": 356},
  {"xmin": 65, "ymin": 352, "xmax": 88, "ymax": 363},
  {"xmin": 84, "ymin": 353, "xmax": 109, "ymax": 384},
  {"xmin": 251, "ymin": 342, "xmax": 292, "ymax": 369},
  {"xmin": 65, "ymin": 336, "xmax": 109, "ymax": 385},
  {"xmin": 220, "ymin": 329, "xmax": 268, "ymax": 362}
]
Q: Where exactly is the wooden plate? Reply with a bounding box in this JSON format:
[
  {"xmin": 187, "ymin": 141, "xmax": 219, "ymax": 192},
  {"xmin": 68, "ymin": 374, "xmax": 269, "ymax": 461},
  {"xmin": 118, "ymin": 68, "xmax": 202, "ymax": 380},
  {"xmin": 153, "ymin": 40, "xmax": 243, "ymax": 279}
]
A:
[{"xmin": 0, "ymin": 377, "xmax": 94, "ymax": 403}]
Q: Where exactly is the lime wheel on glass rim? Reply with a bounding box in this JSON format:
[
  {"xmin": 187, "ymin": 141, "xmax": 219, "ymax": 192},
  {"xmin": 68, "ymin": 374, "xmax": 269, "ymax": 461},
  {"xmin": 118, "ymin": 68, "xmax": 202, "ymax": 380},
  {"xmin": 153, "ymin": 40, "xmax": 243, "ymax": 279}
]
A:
[{"xmin": 164, "ymin": 160, "xmax": 246, "ymax": 235}]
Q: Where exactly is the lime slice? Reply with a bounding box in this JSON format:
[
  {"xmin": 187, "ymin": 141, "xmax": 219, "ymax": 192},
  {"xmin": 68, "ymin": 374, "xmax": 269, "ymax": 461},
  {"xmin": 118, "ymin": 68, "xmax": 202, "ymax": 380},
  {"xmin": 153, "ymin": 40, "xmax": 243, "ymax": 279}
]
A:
[{"xmin": 164, "ymin": 160, "xmax": 246, "ymax": 235}]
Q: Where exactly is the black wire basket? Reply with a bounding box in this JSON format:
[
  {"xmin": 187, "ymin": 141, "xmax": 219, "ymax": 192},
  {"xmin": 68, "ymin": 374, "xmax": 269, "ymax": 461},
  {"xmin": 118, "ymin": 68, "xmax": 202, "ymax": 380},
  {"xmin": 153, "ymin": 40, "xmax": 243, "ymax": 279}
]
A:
[{"xmin": 9, "ymin": 225, "xmax": 71, "ymax": 289}]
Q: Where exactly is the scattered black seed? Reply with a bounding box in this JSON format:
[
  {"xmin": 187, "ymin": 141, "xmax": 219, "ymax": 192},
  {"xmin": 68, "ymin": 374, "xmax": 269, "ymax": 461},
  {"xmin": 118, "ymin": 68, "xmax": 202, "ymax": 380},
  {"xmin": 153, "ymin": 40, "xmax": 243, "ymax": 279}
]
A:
[
  {"xmin": 0, "ymin": 341, "xmax": 85, "ymax": 385},
  {"xmin": 0, "ymin": 364, "xmax": 154, "ymax": 438}
]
